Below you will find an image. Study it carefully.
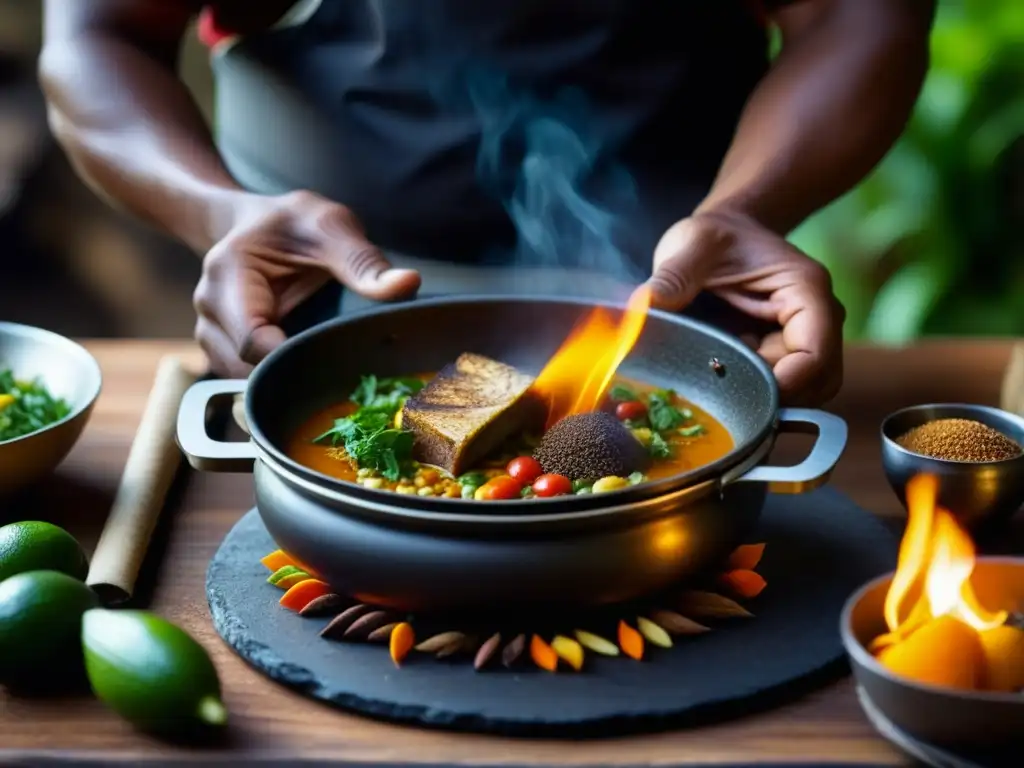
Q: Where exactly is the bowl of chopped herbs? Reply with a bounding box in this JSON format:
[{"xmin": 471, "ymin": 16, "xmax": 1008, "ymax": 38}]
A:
[{"xmin": 0, "ymin": 322, "xmax": 102, "ymax": 497}]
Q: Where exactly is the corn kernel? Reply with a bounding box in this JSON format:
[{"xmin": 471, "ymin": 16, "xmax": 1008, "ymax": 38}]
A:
[
  {"xmin": 631, "ymin": 428, "xmax": 652, "ymax": 447},
  {"xmin": 393, "ymin": 410, "xmax": 403, "ymax": 429},
  {"xmin": 420, "ymin": 469, "xmax": 440, "ymax": 485},
  {"xmin": 444, "ymin": 485, "xmax": 461, "ymax": 498},
  {"xmin": 360, "ymin": 477, "xmax": 384, "ymax": 489},
  {"xmin": 395, "ymin": 485, "xmax": 416, "ymax": 495},
  {"xmin": 592, "ymin": 476, "xmax": 629, "ymax": 493},
  {"xmin": 417, "ymin": 486, "xmax": 435, "ymax": 497}
]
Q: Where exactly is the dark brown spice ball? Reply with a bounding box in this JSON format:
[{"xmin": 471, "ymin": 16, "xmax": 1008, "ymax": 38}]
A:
[
  {"xmin": 895, "ymin": 418, "xmax": 1022, "ymax": 463},
  {"xmin": 534, "ymin": 411, "xmax": 649, "ymax": 481}
]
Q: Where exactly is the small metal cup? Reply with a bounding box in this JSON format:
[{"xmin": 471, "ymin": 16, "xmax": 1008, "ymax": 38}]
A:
[{"xmin": 880, "ymin": 404, "xmax": 1024, "ymax": 531}]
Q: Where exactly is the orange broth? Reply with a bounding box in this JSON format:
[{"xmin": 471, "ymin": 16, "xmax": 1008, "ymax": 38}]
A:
[{"xmin": 286, "ymin": 374, "xmax": 733, "ymax": 499}]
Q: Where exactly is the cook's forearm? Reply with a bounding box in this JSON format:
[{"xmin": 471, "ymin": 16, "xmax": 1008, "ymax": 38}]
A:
[
  {"xmin": 697, "ymin": 0, "xmax": 934, "ymax": 234},
  {"xmin": 39, "ymin": 36, "xmax": 246, "ymax": 254}
]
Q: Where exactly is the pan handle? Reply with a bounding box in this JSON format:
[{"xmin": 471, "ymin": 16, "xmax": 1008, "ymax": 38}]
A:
[
  {"xmin": 730, "ymin": 409, "xmax": 848, "ymax": 494},
  {"xmin": 176, "ymin": 379, "xmax": 256, "ymax": 472}
]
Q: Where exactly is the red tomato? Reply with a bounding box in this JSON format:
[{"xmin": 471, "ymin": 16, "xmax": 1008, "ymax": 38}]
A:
[
  {"xmin": 532, "ymin": 474, "xmax": 572, "ymax": 498},
  {"xmin": 615, "ymin": 400, "xmax": 647, "ymax": 421},
  {"xmin": 476, "ymin": 475, "xmax": 522, "ymax": 501},
  {"xmin": 506, "ymin": 456, "xmax": 543, "ymax": 484}
]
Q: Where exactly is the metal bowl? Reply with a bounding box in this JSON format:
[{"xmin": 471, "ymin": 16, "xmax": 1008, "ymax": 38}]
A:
[
  {"xmin": 841, "ymin": 557, "xmax": 1024, "ymax": 750},
  {"xmin": 881, "ymin": 404, "xmax": 1024, "ymax": 530},
  {"xmin": 177, "ymin": 296, "xmax": 847, "ymax": 612},
  {"xmin": 0, "ymin": 322, "xmax": 103, "ymax": 498}
]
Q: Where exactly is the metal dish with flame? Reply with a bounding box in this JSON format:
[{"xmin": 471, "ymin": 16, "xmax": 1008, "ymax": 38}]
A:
[
  {"xmin": 841, "ymin": 474, "xmax": 1024, "ymax": 751},
  {"xmin": 177, "ymin": 295, "xmax": 846, "ymax": 613}
]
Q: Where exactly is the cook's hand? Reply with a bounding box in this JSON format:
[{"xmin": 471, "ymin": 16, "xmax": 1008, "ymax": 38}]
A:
[
  {"xmin": 647, "ymin": 209, "xmax": 844, "ymax": 405},
  {"xmin": 193, "ymin": 191, "xmax": 421, "ymax": 376}
]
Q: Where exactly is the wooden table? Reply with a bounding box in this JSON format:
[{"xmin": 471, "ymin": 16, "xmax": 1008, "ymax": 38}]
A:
[{"xmin": 2, "ymin": 339, "xmax": 1021, "ymax": 765}]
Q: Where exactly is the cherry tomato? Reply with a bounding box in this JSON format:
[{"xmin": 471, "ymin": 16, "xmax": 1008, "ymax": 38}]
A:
[
  {"xmin": 615, "ymin": 400, "xmax": 647, "ymax": 421},
  {"xmin": 506, "ymin": 456, "xmax": 543, "ymax": 484},
  {"xmin": 532, "ymin": 473, "xmax": 572, "ymax": 498},
  {"xmin": 475, "ymin": 475, "xmax": 522, "ymax": 501}
]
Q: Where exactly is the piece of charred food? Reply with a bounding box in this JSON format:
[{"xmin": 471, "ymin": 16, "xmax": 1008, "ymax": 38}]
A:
[{"xmin": 534, "ymin": 411, "xmax": 649, "ymax": 482}]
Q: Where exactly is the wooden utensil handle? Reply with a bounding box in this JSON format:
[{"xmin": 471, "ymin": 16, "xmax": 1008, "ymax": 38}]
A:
[{"xmin": 86, "ymin": 355, "xmax": 198, "ymax": 604}]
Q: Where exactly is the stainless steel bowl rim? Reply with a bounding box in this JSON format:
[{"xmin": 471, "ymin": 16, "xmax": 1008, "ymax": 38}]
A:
[
  {"xmin": 880, "ymin": 403, "xmax": 1024, "ymax": 466},
  {"xmin": 0, "ymin": 322, "xmax": 103, "ymax": 447},
  {"xmin": 840, "ymin": 557, "xmax": 1024, "ymax": 704}
]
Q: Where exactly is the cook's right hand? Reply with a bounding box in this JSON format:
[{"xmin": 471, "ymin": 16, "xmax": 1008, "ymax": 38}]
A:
[{"xmin": 193, "ymin": 191, "xmax": 421, "ymax": 376}]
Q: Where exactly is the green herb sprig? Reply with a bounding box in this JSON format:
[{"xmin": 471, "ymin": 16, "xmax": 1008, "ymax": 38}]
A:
[
  {"xmin": 647, "ymin": 389, "xmax": 692, "ymax": 432},
  {"xmin": 314, "ymin": 375, "xmax": 425, "ymax": 480},
  {"xmin": 0, "ymin": 368, "xmax": 72, "ymax": 442}
]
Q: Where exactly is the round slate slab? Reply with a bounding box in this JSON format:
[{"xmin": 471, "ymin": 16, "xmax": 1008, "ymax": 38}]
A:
[{"xmin": 207, "ymin": 487, "xmax": 898, "ymax": 736}]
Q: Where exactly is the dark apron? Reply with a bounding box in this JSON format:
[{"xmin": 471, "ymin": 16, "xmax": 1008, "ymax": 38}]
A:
[{"xmin": 209, "ymin": 0, "xmax": 772, "ymax": 329}]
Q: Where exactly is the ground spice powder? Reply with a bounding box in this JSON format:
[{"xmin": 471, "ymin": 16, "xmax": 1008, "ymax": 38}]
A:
[{"xmin": 896, "ymin": 418, "xmax": 1022, "ymax": 462}]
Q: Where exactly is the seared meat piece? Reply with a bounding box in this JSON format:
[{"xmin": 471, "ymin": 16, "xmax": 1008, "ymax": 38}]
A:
[{"xmin": 402, "ymin": 353, "xmax": 544, "ymax": 476}]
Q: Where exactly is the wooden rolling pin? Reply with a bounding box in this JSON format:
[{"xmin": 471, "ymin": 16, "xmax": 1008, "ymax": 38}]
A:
[
  {"xmin": 86, "ymin": 355, "xmax": 198, "ymax": 605},
  {"xmin": 1001, "ymin": 342, "xmax": 1024, "ymax": 418}
]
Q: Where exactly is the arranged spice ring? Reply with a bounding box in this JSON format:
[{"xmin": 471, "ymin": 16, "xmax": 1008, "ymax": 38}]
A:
[{"xmin": 257, "ymin": 542, "xmax": 767, "ymax": 674}]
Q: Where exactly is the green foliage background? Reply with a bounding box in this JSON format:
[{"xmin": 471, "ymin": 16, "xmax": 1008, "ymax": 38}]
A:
[{"xmin": 789, "ymin": 0, "xmax": 1024, "ymax": 341}]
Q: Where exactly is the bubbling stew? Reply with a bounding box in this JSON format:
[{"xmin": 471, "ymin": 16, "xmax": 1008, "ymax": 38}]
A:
[{"xmin": 286, "ymin": 352, "xmax": 733, "ymax": 502}]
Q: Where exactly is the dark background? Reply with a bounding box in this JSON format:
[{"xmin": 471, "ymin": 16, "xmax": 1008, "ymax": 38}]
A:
[{"xmin": 1, "ymin": 1, "xmax": 1021, "ymax": 342}]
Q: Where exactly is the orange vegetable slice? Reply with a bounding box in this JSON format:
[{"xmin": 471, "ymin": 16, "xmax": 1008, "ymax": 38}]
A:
[
  {"xmin": 390, "ymin": 622, "xmax": 416, "ymax": 667},
  {"xmin": 279, "ymin": 579, "xmax": 332, "ymax": 612},
  {"xmin": 726, "ymin": 543, "xmax": 765, "ymax": 571},
  {"xmin": 261, "ymin": 550, "xmax": 298, "ymax": 572},
  {"xmin": 618, "ymin": 620, "xmax": 644, "ymax": 660},
  {"xmin": 718, "ymin": 569, "xmax": 767, "ymax": 599},
  {"xmin": 530, "ymin": 635, "xmax": 559, "ymax": 672}
]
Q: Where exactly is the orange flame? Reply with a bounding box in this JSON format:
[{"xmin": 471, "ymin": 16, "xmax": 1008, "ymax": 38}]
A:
[
  {"xmin": 531, "ymin": 285, "xmax": 652, "ymax": 427},
  {"xmin": 882, "ymin": 474, "xmax": 1007, "ymax": 641}
]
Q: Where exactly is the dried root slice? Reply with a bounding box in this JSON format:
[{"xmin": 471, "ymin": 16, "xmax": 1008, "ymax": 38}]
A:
[
  {"xmin": 677, "ymin": 590, "xmax": 753, "ymax": 619},
  {"xmin": 300, "ymin": 593, "xmax": 348, "ymax": 617},
  {"xmin": 415, "ymin": 631, "xmax": 465, "ymax": 654},
  {"xmin": 530, "ymin": 635, "xmax": 559, "ymax": 672},
  {"xmin": 437, "ymin": 633, "xmax": 474, "ymax": 659},
  {"xmin": 718, "ymin": 569, "xmax": 767, "ymax": 599},
  {"xmin": 636, "ymin": 617, "xmax": 672, "ymax": 649},
  {"xmin": 320, "ymin": 604, "xmax": 373, "ymax": 639},
  {"xmin": 551, "ymin": 635, "xmax": 584, "ymax": 671},
  {"xmin": 366, "ymin": 623, "xmax": 398, "ymax": 643},
  {"xmin": 726, "ymin": 542, "xmax": 765, "ymax": 571},
  {"xmin": 474, "ymin": 633, "xmax": 502, "ymax": 671},
  {"xmin": 618, "ymin": 620, "xmax": 644, "ymax": 661},
  {"xmin": 502, "ymin": 633, "xmax": 526, "ymax": 667},
  {"xmin": 390, "ymin": 622, "xmax": 415, "ymax": 667},
  {"xmin": 649, "ymin": 609, "xmax": 710, "ymax": 636},
  {"xmin": 344, "ymin": 610, "xmax": 395, "ymax": 639},
  {"xmin": 574, "ymin": 630, "xmax": 620, "ymax": 656}
]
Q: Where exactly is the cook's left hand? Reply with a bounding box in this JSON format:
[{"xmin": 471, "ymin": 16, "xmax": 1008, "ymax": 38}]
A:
[{"xmin": 647, "ymin": 209, "xmax": 845, "ymax": 406}]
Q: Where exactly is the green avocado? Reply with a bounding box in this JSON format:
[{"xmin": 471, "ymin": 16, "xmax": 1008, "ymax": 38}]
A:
[
  {"xmin": 82, "ymin": 609, "xmax": 227, "ymax": 739},
  {"xmin": 0, "ymin": 569, "xmax": 100, "ymax": 691}
]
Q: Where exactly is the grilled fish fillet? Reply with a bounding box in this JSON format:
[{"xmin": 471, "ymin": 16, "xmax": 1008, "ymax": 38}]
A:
[{"xmin": 402, "ymin": 353, "xmax": 544, "ymax": 476}]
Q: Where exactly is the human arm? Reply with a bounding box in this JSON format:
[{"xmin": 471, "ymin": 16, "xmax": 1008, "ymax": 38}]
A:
[
  {"xmin": 39, "ymin": 0, "xmax": 418, "ymax": 372},
  {"xmin": 39, "ymin": 0, "xmax": 243, "ymax": 254},
  {"xmin": 648, "ymin": 0, "xmax": 935, "ymax": 403},
  {"xmin": 696, "ymin": 0, "xmax": 936, "ymax": 235}
]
